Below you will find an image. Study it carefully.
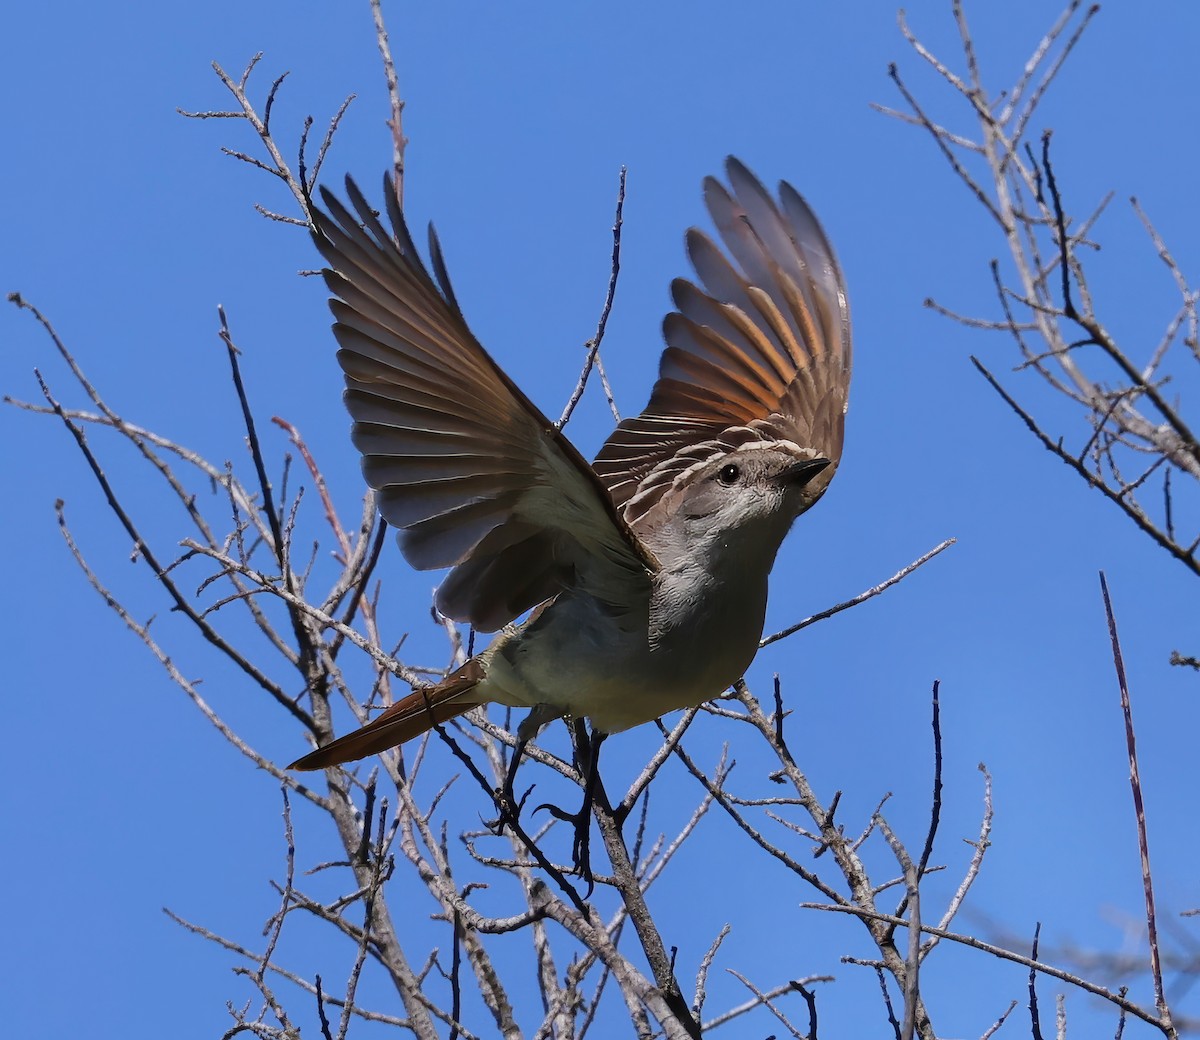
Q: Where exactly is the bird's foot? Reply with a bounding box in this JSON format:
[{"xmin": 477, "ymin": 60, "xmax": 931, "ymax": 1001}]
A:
[
  {"xmin": 487, "ymin": 784, "xmax": 532, "ymax": 835},
  {"xmin": 536, "ymin": 794, "xmax": 596, "ymax": 892},
  {"xmin": 485, "ymin": 737, "xmax": 532, "ymax": 834},
  {"xmin": 535, "ymin": 720, "xmax": 605, "ymax": 892}
]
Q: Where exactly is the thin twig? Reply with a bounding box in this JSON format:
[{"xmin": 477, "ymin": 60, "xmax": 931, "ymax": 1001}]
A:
[
  {"xmin": 762, "ymin": 539, "xmax": 955, "ymax": 646},
  {"xmin": 559, "ymin": 166, "xmax": 627, "ymax": 428},
  {"xmin": 1029, "ymin": 922, "xmax": 1045, "ymax": 1040},
  {"xmin": 1099, "ymin": 573, "xmax": 1175, "ymax": 1037}
]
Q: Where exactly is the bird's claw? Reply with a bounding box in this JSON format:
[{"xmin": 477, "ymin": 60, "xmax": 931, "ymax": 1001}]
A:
[{"xmin": 533, "ymin": 797, "xmax": 595, "ymax": 893}]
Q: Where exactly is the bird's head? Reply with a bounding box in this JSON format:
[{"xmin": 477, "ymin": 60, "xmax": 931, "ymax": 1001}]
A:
[{"xmin": 651, "ymin": 441, "xmax": 832, "ymax": 554}]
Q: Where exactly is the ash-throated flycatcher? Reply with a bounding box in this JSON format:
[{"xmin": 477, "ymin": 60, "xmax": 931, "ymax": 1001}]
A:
[{"xmin": 290, "ymin": 157, "xmax": 851, "ymax": 772}]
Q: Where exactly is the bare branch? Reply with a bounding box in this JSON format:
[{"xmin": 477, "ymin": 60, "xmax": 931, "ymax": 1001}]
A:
[
  {"xmin": 559, "ymin": 166, "xmax": 627, "ymax": 428},
  {"xmin": 369, "ymin": 0, "xmax": 406, "ymax": 199},
  {"xmin": 1099, "ymin": 574, "xmax": 1176, "ymax": 1038},
  {"xmin": 803, "ymin": 903, "xmax": 1172, "ymax": 1032},
  {"xmin": 762, "ymin": 539, "xmax": 956, "ymax": 647}
]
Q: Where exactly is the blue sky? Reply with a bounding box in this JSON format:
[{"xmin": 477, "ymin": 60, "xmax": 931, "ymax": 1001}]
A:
[{"xmin": 3, "ymin": 2, "xmax": 1197, "ymax": 1037}]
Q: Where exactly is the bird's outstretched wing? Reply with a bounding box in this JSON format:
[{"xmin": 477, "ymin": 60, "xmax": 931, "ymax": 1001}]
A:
[
  {"xmin": 593, "ymin": 157, "xmax": 852, "ymax": 525},
  {"xmin": 313, "ymin": 176, "xmax": 657, "ymax": 631}
]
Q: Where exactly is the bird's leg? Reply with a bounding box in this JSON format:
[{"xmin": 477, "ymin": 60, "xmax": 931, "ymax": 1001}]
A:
[
  {"xmin": 571, "ymin": 719, "xmax": 606, "ymax": 890},
  {"xmin": 488, "ymin": 703, "xmax": 561, "ymax": 834},
  {"xmin": 537, "ymin": 724, "xmax": 609, "ymax": 887},
  {"xmin": 498, "ymin": 734, "xmax": 530, "ymax": 823},
  {"xmin": 532, "ymin": 717, "xmax": 606, "ymax": 890},
  {"xmin": 483, "ymin": 734, "xmax": 532, "ymax": 837}
]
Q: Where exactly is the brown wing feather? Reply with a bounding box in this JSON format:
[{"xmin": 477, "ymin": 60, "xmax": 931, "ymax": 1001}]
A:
[{"xmin": 312, "ymin": 176, "xmax": 656, "ymax": 630}]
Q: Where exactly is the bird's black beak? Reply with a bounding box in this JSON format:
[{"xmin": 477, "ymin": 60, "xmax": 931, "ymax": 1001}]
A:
[{"xmin": 778, "ymin": 456, "xmax": 831, "ymax": 487}]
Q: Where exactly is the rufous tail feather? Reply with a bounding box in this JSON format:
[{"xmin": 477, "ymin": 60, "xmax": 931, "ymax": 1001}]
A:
[{"xmin": 288, "ymin": 659, "xmax": 484, "ymax": 770}]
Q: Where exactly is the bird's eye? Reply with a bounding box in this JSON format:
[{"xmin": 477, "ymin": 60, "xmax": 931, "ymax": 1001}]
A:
[{"xmin": 717, "ymin": 463, "xmax": 740, "ymax": 486}]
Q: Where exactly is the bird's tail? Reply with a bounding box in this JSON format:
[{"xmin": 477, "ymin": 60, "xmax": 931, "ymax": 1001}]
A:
[{"xmin": 288, "ymin": 659, "xmax": 485, "ymax": 770}]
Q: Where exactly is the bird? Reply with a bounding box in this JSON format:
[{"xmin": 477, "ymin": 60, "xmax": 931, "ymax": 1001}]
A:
[{"xmin": 289, "ymin": 156, "xmax": 851, "ymax": 779}]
